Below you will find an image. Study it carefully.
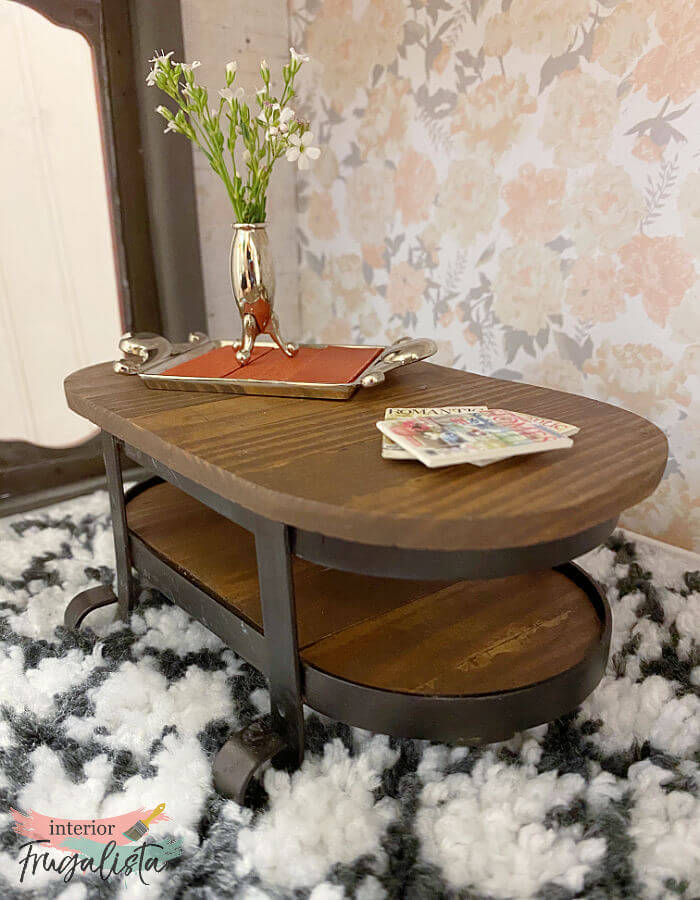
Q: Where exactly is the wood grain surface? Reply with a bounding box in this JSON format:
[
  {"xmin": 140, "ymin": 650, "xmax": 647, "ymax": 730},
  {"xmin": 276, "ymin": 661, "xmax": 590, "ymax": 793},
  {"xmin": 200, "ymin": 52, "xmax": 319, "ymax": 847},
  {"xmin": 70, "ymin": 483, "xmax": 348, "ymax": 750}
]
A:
[
  {"xmin": 126, "ymin": 483, "xmax": 448, "ymax": 648},
  {"xmin": 66, "ymin": 360, "xmax": 668, "ymax": 551},
  {"xmin": 127, "ymin": 483, "xmax": 602, "ymax": 695}
]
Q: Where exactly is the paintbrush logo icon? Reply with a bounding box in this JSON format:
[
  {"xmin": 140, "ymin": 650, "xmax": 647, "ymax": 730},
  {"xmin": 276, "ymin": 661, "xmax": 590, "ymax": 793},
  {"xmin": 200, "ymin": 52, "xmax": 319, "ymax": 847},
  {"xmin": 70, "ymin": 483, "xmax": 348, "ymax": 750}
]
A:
[{"xmin": 122, "ymin": 803, "xmax": 166, "ymax": 842}]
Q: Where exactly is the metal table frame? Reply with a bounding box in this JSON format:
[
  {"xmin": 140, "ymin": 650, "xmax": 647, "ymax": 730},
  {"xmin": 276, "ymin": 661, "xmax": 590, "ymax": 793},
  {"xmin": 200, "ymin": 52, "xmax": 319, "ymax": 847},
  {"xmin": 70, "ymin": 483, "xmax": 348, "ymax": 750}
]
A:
[{"xmin": 65, "ymin": 432, "xmax": 613, "ymax": 804}]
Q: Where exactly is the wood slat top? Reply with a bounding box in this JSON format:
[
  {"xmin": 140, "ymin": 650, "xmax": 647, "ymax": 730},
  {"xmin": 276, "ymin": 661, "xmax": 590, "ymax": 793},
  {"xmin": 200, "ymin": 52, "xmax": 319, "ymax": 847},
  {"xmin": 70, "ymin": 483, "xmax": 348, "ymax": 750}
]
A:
[{"xmin": 65, "ymin": 361, "xmax": 668, "ymax": 551}]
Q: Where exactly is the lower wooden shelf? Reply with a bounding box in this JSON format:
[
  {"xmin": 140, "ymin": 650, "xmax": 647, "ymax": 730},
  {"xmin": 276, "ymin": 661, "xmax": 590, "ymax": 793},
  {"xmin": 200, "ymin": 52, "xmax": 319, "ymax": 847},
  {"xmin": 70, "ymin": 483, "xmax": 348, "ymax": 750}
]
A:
[{"xmin": 126, "ymin": 482, "xmax": 603, "ymax": 698}]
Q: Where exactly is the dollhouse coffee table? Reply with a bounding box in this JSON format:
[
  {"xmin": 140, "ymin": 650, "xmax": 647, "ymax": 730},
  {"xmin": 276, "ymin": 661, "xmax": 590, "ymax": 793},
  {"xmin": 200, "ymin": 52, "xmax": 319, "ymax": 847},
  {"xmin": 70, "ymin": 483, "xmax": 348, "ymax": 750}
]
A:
[{"xmin": 64, "ymin": 359, "xmax": 667, "ymax": 803}]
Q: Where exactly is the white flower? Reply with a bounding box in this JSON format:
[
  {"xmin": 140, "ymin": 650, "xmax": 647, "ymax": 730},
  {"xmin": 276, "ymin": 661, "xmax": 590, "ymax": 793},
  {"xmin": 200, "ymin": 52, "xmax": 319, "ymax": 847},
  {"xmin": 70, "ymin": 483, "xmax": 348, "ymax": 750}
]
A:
[
  {"xmin": 149, "ymin": 50, "xmax": 173, "ymax": 65},
  {"xmin": 181, "ymin": 60, "xmax": 201, "ymax": 72},
  {"xmin": 146, "ymin": 69, "xmax": 157, "ymax": 86},
  {"xmin": 278, "ymin": 108, "xmax": 294, "ymax": 132},
  {"xmin": 290, "ymin": 47, "xmax": 309, "ymax": 64},
  {"xmin": 164, "ymin": 120, "xmax": 179, "ymax": 134},
  {"xmin": 267, "ymin": 108, "xmax": 294, "ymax": 140},
  {"xmin": 226, "ymin": 61, "xmax": 237, "ymax": 77},
  {"xmin": 261, "ymin": 59, "xmax": 269, "ymax": 71},
  {"xmin": 219, "ymin": 87, "xmax": 235, "ymax": 105},
  {"xmin": 155, "ymin": 105, "xmax": 170, "ymax": 118},
  {"xmin": 286, "ymin": 132, "xmax": 320, "ymax": 170}
]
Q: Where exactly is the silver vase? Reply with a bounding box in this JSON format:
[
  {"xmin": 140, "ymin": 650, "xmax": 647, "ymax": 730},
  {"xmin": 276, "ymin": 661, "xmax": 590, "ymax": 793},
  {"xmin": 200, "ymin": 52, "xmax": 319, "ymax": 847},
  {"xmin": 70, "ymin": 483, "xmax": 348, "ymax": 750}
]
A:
[{"xmin": 229, "ymin": 223, "xmax": 298, "ymax": 364}]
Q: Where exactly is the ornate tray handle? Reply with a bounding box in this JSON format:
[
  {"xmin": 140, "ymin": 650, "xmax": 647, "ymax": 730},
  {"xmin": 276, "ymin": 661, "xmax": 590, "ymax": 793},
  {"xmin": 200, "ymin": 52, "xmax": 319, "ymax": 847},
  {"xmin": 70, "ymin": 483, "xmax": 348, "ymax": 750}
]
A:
[
  {"xmin": 360, "ymin": 337, "xmax": 438, "ymax": 387},
  {"xmin": 113, "ymin": 332, "xmax": 210, "ymax": 375}
]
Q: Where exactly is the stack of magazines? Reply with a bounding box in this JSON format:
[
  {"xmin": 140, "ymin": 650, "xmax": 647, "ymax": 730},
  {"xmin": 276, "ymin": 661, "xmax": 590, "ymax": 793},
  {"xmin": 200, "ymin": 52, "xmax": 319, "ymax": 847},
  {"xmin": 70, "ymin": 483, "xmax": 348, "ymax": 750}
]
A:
[{"xmin": 376, "ymin": 406, "xmax": 578, "ymax": 469}]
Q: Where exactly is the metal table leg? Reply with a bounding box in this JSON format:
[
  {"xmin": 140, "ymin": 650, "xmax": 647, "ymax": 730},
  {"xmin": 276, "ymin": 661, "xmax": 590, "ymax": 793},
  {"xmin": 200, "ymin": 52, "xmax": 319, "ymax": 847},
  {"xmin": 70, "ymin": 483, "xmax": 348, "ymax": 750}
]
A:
[
  {"xmin": 63, "ymin": 431, "xmax": 135, "ymax": 629},
  {"xmin": 64, "ymin": 584, "xmax": 118, "ymax": 628},
  {"xmin": 103, "ymin": 432, "xmax": 135, "ymax": 622},
  {"xmin": 212, "ymin": 519, "xmax": 303, "ymax": 800}
]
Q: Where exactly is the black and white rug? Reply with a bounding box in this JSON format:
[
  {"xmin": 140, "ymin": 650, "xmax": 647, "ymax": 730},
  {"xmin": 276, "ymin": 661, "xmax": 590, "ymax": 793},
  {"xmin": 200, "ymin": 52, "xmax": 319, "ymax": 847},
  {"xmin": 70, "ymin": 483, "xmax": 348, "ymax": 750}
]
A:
[{"xmin": 0, "ymin": 490, "xmax": 699, "ymax": 898}]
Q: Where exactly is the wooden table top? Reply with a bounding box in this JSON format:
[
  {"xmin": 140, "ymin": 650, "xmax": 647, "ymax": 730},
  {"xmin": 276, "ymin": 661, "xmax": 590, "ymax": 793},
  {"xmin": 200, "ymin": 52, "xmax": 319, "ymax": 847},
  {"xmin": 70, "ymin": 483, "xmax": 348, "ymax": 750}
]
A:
[{"xmin": 65, "ymin": 361, "xmax": 668, "ymax": 552}]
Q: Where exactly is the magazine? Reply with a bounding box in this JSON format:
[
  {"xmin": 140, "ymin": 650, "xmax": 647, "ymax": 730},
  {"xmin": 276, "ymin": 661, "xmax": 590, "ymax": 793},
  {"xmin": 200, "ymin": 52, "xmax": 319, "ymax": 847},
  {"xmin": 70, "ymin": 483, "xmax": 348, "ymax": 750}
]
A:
[
  {"xmin": 381, "ymin": 407, "xmax": 578, "ymax": 465},
  {"xmin": 376, "ymin": 409, "xmax": 574, "ymax": 469}
]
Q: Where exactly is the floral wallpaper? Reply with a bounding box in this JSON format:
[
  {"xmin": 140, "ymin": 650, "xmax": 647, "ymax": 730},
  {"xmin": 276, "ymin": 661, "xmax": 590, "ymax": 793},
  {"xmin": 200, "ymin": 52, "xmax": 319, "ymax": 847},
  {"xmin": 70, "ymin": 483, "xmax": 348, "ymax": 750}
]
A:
[{"xmin": 288, "ymin": 0, "xmax": 700, "ymax": 552}]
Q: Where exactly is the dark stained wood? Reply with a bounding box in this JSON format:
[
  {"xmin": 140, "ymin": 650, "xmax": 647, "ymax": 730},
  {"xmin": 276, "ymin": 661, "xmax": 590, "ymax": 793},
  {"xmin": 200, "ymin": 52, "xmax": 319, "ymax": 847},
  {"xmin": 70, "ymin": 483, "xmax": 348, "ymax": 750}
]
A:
[
  {"xmin": 303, "ymin": 569, "xmax": 601, "ymax": 695},
  {"xmin": 66, "ymin": 360, "xmax": 668, "ymax": 551},
  {"xmin": 127, "ymin": 483, "xmax": 602, "ymax": 696},
  {"xmin": 126, "ymin": 483, "xmax": 450, "ymax": 647},
  {"xmin": 100, "ymin": 0, "xmax": 161, "ymax": 332}
]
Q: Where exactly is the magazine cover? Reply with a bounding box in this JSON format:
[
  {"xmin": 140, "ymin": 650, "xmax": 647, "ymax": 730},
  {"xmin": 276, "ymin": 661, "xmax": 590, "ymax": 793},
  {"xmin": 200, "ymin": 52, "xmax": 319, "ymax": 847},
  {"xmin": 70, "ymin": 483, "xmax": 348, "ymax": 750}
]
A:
[
  {"xmin": 381, "ymin": 406, "xmax": 487, "ymax": 459},
  {"xmin": 381, "ymin": 407, "xmax": 578, "ymax": 462},
  {"xmin": 376, "ymin": 410, "xmax": 574, "ymax": 468}
]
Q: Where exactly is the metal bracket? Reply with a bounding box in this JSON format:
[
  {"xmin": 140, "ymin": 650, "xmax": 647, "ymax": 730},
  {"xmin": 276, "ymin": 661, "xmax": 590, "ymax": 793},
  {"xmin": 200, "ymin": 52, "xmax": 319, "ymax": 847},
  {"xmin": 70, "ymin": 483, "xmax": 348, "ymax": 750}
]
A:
[
  {"xmin": 64, "ymin": 585, "xmax": 119, "ymax": 629},
  {"xmin": 113, "ymin": 331, "xmax": 210, "ymax": 375},
  {"xmin": 212, "ymin": 720, "xmax": 287, "ymax": 803}
]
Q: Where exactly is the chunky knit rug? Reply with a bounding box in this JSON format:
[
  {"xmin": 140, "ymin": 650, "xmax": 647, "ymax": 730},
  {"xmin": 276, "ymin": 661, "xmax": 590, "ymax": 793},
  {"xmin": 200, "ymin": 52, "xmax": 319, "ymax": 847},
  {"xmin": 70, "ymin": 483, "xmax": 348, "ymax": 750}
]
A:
[{"xmin": 0, "ymin": 489, "xmax": 699, "ymax": 899}]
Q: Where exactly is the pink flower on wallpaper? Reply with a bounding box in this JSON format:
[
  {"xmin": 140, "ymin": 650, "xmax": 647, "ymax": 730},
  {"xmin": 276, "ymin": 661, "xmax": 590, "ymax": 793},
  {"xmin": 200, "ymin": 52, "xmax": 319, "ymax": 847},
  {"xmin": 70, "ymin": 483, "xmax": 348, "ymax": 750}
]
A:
[
  {"xmin": 386, "ymin": 262, "xmax": 426, "ymax": 316},
  {"xmin": 618, "ymin": 235, "xmax": 696, "ymax": 326},
  {"xmin": 306, "ymin": 191, "xmax": 339, "ymax": 240},
  {"xmin": 483, "ymin": 11, "xmax": 514, "ymax": 58},
  {"xmin": 566, "ymin": 256, "xmax": 626, "ymax": 323},
  {"xmin": 346, "ymin": 164, "xmax": 395, "ymax": 246},
  {"xmin": 305, "ymin": 0, "xmax": 404, "ymax": 110},
  {"xmin": 435, "ymin": 158, "xmax": 499, "ymax": 246},
  {"xmin": 450, "ymin": 75, "xmax": 536, "ymax": 156},
  {"xmin": 584, "ymin": 341, "xmax": 691, "ymax": 419},
  {"xmin": 501, "ymin": 164, "xmax": 566, "ymax": 243},
  {"xmin": 565, "ymin": 164, "xmax": 644, "ymax": 256},
  {"xmin": 540, "ymin": 70, "xmax": 619, "ymax": 167},
  {"xmin": 328, "ymin": 254, "xmax": 368, "ymax": 312},
  {"xmin": 361, "ymin": 243, "xmax": 385, "ymax": 269},
  {"xmin": 591, "ymin": 2, "xmax": 650, "ymax": 76},
  {"xmin": 631, "ymin": 136, "xmax": 664, "ymax": 162},
  {"xmin": 523, "ymin": 353, "xmax": 585, "ymax": 395},
  {"xmin": 633, "ymin": 2, "xmax": 700, "ymax": 103},
  {"xmin": 633, "ymin": 44, "xmax": 700, "ymax": 104},
  {"xmin": 320, "ymin": 317, "xmax": 353, "ymax": 344},
  {"xmin": 358, "ymin": 75, "xmax": 414, "ymax": 161},
  {"xmin": 483, "ymin": 0, "xmax": 590, "ymax": 58},
  {"xmin": 506, "ymin": 0, "xmax": 591, "ymax": 57},
  {"xmin": 395, "ymin": 147, "xmax": 437, "ymax": 225},
  {"xmin": 492, "ymin": 243, "xmax": 563, "ymax": 336}
]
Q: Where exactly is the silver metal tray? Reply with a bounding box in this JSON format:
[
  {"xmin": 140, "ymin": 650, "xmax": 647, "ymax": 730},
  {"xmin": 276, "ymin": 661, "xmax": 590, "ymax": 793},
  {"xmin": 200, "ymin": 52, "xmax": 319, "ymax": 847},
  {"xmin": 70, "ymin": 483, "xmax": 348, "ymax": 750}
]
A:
[{"xmin": 113, "ymin": 332, "xmax": 437, "ymax": 400}]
